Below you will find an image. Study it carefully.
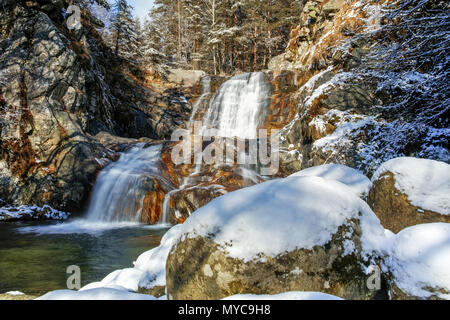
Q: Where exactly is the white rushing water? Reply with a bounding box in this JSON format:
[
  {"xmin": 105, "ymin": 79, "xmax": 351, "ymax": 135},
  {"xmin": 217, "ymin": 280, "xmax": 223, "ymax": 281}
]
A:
[
  {"xmin": 160, "ymin": 72, "xmax": 271, "ymax": 221},
  {"xmin": 202, "ymin": 72, "xmax": 271, "ymax": 139},
  {"xmin": 85, "ymin": 144, "xmax": 163, "ymax": 222}
]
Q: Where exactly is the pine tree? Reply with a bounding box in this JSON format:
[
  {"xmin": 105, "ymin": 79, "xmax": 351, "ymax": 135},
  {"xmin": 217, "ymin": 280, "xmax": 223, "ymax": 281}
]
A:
[
  {"xmin": 142, "ymin": 9, "xmax": 171, "ymax": 78},
  {"xmin": 110, "ymin": 0, "xmax": 139, "ymax": 61}
]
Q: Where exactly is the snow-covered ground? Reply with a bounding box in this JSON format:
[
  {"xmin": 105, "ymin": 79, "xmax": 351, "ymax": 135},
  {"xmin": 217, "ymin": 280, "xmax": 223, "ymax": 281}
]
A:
[
  {"xmin": 372, "ymin": 157, "xmax": 450, "ymax": 215},
  {"xmin": 37, "ymin": 287, "xmax": 159, "ymax": 300},
  {"xmin": 39, "ymin": 289, "xmax": 343, "ymax": 301}
]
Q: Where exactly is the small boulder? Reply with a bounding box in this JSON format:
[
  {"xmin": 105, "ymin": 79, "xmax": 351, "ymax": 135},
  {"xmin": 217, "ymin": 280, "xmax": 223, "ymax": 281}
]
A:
[
  {"xmin": 385, "ymin": 223, "xmax": 450, "ymax": 300},
  {"xmin": 368, "ymin": 157, "xmax": 450, "ymax": 233}
]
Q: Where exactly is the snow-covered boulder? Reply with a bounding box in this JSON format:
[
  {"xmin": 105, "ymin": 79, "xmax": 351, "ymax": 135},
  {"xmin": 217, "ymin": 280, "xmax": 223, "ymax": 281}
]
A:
[
  {"xmin": 165, "ymin": 175, "xmax": 388, "ymax": 300},
  {"xmin": 385, "ymin": 223, "xmax": 450, "ymax": 300},
  {"xmin": 368, "ymin": 157, "xmax": 450, "ymax": 233},
  {"xmin": 289, "ymin": 164, "xmax": 372, "ymax": 198}
]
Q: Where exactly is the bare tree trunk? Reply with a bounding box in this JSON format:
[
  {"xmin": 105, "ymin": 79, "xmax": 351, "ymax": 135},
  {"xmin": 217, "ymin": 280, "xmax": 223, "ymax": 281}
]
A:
[
  {"xmin": 253, "ymin": 26, "xmax": 258, "ymax": 71},
  {"xmin": 177, "ymin": 0, "xmax": 182, "ymax": 65},
  {"xmin": 212, "ymin": 0, "xmax": 217, "ymax": 75}
]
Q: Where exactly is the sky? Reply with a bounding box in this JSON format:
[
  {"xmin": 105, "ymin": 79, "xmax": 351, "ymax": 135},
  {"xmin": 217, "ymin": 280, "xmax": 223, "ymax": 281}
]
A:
[{"xmin": 127, "ymin": 0, "xmax": 155, "ymax": 21}]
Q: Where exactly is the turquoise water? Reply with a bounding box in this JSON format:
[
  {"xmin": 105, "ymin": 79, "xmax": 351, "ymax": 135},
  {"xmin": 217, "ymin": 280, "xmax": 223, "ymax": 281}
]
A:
[{"xmin": 0, "ymin": 220, "xmax": 169, "ymax": 296}]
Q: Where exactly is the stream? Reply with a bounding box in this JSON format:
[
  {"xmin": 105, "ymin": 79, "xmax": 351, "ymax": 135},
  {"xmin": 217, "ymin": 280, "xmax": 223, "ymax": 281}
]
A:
[{"xmin": 0, "ymin": 221, "xmax": 169, "ymax": 296}]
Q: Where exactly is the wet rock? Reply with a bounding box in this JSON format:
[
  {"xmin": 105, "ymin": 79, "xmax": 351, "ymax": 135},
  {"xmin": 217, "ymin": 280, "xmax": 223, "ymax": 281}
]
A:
[{"xmin": 165, "ymin": 185, "xmax": 227, "ymax": 224}]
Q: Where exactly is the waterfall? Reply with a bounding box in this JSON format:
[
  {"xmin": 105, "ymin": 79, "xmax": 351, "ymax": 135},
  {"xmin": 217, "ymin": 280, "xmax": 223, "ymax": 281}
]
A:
[
  {"xmin": 202, "ymin": 72, "xmax": 271, "ymax": 139},
  {"xmin": 85, "ymin": 144, "xmax": 162, "ymax": 222},
  {"xmin": 160, "ymin": 72, "xmax": 271, "ymax": 223},
  {"xmin": 84, "ymin": 72, "xmax": 271, "ymax": 225}
]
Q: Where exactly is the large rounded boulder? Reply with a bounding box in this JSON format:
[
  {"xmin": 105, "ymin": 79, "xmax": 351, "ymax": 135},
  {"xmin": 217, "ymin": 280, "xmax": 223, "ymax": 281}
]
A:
[
  {"xmin": 368, "ymin": 157, "xmax": 450, "ymax": 233},
  {"xmin": 166, "ymin": 175, "xmax": 388, "ymax": 300}
]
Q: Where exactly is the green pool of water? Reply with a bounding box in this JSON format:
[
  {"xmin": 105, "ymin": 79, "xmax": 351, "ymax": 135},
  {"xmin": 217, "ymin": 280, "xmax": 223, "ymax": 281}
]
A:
[{"xmin": 0, "ymin": 220, "xmax": 169, "ymax": 296}]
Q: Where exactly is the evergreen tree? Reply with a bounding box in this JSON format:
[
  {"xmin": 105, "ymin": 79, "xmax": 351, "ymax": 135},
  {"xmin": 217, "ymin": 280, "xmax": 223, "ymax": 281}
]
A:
[
  {"xmin": 110, "ymin": 0, "xmax": 139, "ymax": 61},
  {"xmin": 142, "ymin": 9, "xmax": 171, "ymax": 77}
]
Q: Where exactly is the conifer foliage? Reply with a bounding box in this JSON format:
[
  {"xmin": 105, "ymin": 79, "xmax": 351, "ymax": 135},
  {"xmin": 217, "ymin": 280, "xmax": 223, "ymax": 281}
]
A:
[{"xmin": 90, "ymin": 0, "xmax": 306, "ymax": 75}]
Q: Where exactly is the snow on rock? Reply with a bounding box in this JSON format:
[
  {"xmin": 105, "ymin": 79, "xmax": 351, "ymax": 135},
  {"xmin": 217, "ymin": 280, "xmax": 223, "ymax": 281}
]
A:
[
  {"xmin": 133, "ymin": 224, "xmax": 184, "ymax": 289},
  {"xmin": 4, "ymin": 291, "xmax": 24, "ymax": 296},
  {"xmin": 289, "ymin": 164, "xmax": 372, "ymax": 198},
  {"xmin": 223, "ymin": 291, "xmax": 343, "ymax": 300},
  {"xmin": 0, "ymin": 204, "xmax": 70, "ymax": 221},
  {"xmin": 37, "ymin": 288, "xmax": 158, "ymax": 300},
  {"xmin": 372, "ymin": 157, "xmax": 450, "ymax": 215},
  {"xmin": 386, "ymin": 223, "xmax": 450, "ymax": 300},
  {"xmin": 165, "ymin": 175, "xmax": 390, "ymax": 299}
]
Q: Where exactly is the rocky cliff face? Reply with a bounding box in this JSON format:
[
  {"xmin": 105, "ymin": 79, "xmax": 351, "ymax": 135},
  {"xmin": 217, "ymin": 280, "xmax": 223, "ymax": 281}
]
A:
[
  {"xmin": 269, "ymin": 0, "xmax": 449, "ymax": 177},
  {"xmin": 0, "ymin": 1, "xmax": 189, "ymax": 211}
]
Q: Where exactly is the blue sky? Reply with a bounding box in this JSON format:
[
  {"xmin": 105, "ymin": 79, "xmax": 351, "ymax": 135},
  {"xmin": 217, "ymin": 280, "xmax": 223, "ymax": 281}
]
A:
[{"xmin": 127, "ymin": 0, "xmax": 155, "ymax": 21}]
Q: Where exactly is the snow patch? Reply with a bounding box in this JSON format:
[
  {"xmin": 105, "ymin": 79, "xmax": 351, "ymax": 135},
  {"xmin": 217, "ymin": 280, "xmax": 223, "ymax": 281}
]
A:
[
  {"xmin": 223, "ymin": 291, "xmax": 343, "ymax": 300},
  {"xmin": 37, "ymin": 288, "xmax": 158, "ymax": 300},
  {"xmin": 289, "ymin": 164, "xmax": 372, "ymax": 198}
]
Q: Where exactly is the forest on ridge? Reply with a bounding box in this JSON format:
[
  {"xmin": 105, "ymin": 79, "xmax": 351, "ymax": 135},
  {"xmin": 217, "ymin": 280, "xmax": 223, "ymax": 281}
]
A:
[{"xmin": 91, "ymin": 0, "xmax": 306, "ymax": 75}]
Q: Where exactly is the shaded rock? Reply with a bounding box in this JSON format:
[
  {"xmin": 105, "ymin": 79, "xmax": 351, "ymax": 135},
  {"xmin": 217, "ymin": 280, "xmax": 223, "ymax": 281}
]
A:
[{"xmin": 0, "ymin": 2, "xmax": 188, "ymax": 211}]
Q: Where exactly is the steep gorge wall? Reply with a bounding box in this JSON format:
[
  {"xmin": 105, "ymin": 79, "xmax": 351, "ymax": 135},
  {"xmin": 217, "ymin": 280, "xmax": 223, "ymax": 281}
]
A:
[
  {"xmin": 267, "ymin": 0, "xmax": 449, "ymax": 177},
  {"xmin": 0, "ymin": 0, "xmax": 189, "ymax": 211}
]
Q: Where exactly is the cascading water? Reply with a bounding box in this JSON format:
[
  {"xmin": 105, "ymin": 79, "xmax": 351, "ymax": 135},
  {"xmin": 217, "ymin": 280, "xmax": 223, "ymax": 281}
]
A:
[
  {"xmin": 85, "ymin": 144, "xmax": 163, "ymax": 222},
  {"xmin": 202, "ymin": 72, "xmax": 271, "ymax": 139},
  {"xmin": 84, "ymin": 72, "xmax": 270, "ymax": 224},
  {"xmin": 161, "ymin": 72, "xmax": 271, "ymax": 222}
]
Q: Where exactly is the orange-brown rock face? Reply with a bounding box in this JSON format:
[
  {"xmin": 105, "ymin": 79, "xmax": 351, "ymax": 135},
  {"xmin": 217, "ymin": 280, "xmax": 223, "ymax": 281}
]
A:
[
  {"xmin": 264, "ymin": 71, "xmax": 299, "ymax": 132},
  {"xmin": 142, "ymin": 182, "xmax": 166, "ymax": 225}
]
